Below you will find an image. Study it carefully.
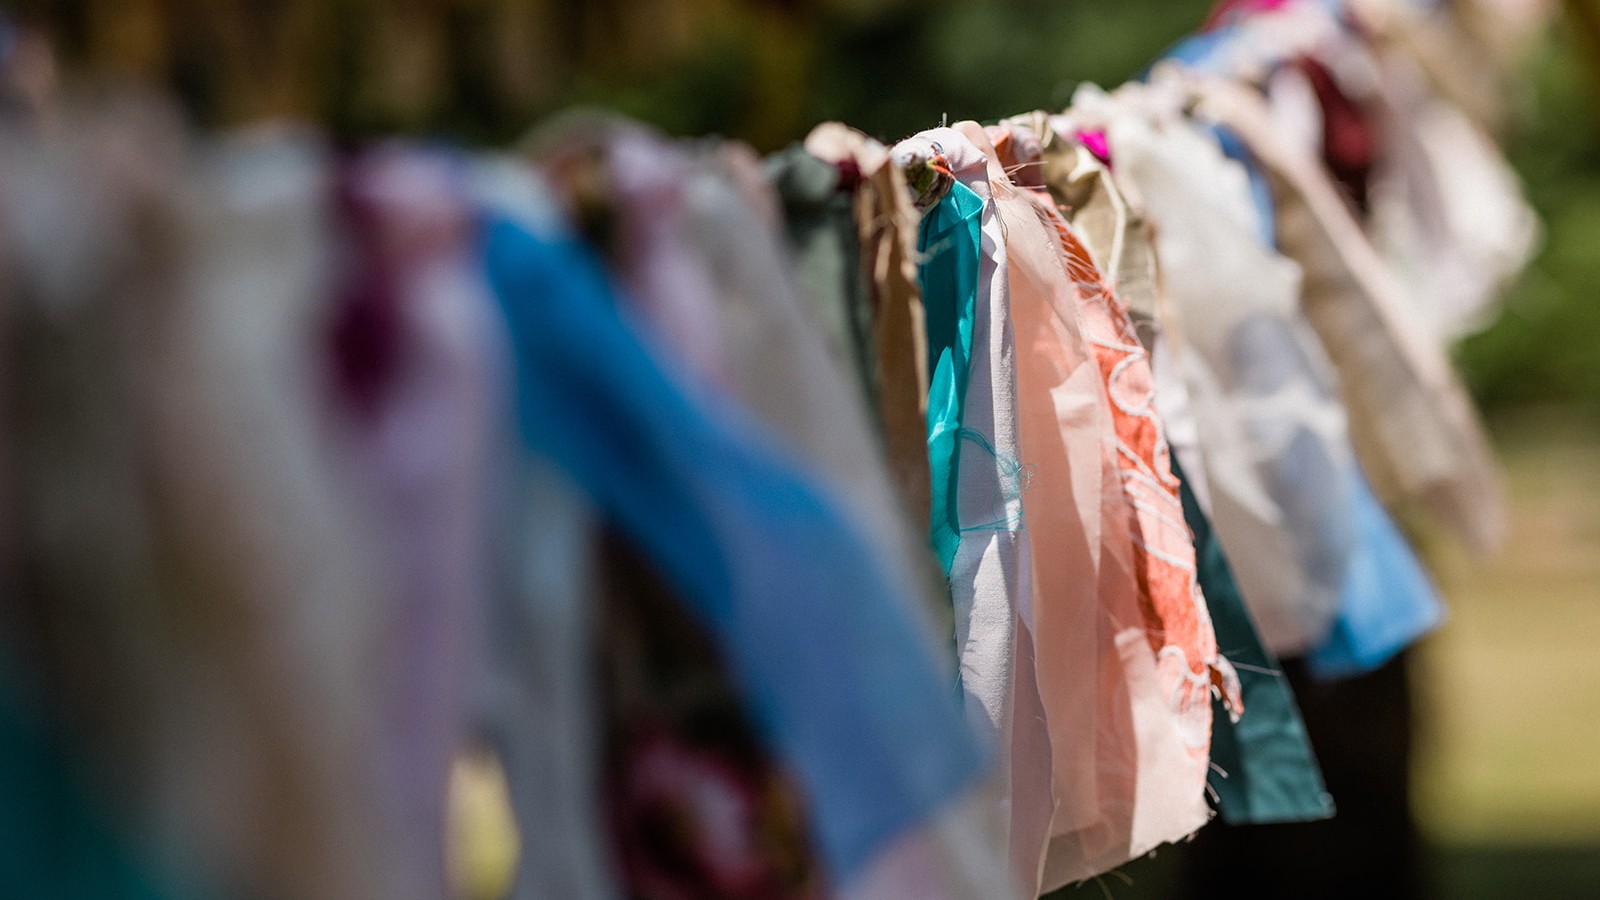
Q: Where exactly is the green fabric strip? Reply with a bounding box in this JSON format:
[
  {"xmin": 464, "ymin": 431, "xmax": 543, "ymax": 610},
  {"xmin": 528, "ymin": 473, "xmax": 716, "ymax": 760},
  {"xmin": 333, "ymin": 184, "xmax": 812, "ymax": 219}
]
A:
[
  {"xmin": 0, "ymin": 660, "xmax": 179, "ymax": 900},
  {"xmin": 1173, "ymin": 457, "xmax": 1336, "ymax": 825}
]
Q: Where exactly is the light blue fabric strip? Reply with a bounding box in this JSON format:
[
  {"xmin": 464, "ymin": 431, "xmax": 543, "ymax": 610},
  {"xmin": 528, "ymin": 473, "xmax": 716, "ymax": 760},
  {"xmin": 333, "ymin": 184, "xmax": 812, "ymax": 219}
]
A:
[{"xmin": 1308, "ymin": 474, "xmax": 1446, "ymax": 680}]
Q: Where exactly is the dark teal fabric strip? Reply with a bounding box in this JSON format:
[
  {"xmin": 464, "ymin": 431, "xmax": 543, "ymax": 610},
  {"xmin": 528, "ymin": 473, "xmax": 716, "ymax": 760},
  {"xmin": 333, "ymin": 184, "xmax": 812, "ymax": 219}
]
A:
[
  {"xmin": 0, "ymin": 663, "xmax": 178, "ymax": 900},
  {"xmin": 1173, "ymin": 458, "xmax": 1336, "ymax": 825}
]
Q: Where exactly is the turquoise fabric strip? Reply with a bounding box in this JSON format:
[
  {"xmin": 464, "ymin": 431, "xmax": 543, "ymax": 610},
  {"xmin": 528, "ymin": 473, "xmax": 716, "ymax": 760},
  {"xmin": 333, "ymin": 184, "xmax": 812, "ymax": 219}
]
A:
[{"xmin": 917, "ymin": 181, "xmax": 983, "ymax": 574}]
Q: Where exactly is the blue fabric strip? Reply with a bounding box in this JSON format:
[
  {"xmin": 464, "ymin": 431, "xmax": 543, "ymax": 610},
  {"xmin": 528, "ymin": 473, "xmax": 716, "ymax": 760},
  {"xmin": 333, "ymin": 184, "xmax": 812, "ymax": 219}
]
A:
[
  {"xmin": 481, "ymin": 214, "xmax": 988, "ymax": 878},
  {"xmin": 1308, "ymin": 474, "xmax": 1445, "ymax": 680}
]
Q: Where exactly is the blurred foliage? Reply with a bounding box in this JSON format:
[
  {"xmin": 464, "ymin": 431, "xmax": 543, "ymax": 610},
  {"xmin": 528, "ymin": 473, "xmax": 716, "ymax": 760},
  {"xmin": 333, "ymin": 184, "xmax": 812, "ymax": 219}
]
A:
[
  {"xmin": 1457, "ymin": 14, "xmax": 1600, "ymax": 412},
  {"xmin": 13, "ymin": 0, "xmax": 1211, "ymax": 147},
  {"xmin": 555, "ymin": 0, "xmax": 1212, "ymax": 148},
  {"xmin": 17, "ymin": 0, "xmax": 1595, "ymax": 410}
]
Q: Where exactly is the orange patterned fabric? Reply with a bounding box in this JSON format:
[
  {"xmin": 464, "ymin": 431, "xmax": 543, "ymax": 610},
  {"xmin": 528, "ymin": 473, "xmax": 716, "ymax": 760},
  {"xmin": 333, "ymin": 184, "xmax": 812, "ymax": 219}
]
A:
[
  {"xmin": 968, "ymin": 122, "xmax": 1243, "ymax": 889},
  {"xmin": 1060, "ymin": 208, "xmax": 1241, "ymax": 720},
  {"xmin": 992, "ymin": 126, "xmax": 1242, "ymax": 724}
]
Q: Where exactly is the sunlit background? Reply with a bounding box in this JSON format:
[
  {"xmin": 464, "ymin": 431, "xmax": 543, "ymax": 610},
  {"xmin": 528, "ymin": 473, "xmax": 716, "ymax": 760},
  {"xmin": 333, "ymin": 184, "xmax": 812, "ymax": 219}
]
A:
[{"xmin": 17, "ymin": 0, "xmax": 1600, "ymax": 896}]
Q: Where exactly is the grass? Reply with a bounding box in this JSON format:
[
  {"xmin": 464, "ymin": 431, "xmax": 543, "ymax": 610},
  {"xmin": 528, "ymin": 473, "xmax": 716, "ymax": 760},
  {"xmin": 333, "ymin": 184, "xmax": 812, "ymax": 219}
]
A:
[{"xmin": 1415, "ymin": 408, "xmax": 1600, "ymax": 848}]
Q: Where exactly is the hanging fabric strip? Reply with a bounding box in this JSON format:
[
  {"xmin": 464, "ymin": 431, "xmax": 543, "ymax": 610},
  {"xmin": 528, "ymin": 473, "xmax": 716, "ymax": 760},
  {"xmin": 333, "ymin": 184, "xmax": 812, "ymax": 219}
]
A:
[
  {"xmin": 1172, "ymin": 457, "xmax": 1335, "ymax": 825},
  {"xmin": 480, "ymin": 207, "xmax": 987, "ymax": 881},
  {"xmin": 913, "ymin": 178, "xmax": 984, "ymax": 575}
]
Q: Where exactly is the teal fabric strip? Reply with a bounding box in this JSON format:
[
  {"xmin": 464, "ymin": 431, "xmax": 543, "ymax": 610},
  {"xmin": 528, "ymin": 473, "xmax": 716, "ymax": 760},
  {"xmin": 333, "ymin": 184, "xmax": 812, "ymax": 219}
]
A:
[
  {"xmin": 917, "ymin": 181, "xmax": 983, "ymax": 574},
  {"xmin": 1173, "ymin": 458, "xmax": 1336, "ymax": 825},
  {"xmin": 0, "ymin": 662, "xmax": 177, "ymax": 900}
]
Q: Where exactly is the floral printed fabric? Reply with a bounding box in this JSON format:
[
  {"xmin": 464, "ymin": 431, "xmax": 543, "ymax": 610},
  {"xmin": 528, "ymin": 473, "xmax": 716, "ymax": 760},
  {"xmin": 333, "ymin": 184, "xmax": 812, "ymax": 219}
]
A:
[{"xmin": 598, "ymin": 530, "xmax": 823, "ymax": 900}]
